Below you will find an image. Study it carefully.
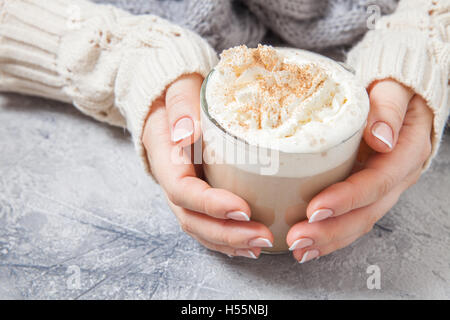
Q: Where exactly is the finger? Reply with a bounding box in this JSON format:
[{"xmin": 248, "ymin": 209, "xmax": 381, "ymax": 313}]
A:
[
  {"xmin": 402, "ymin": 95, "xmax": 434, "ymax": 151},
  {"xmin": 192, "ymin": 235, "xmax": 261, "ymax": 259},
  {"xmin": 165, "ymin": 73, "xmax": 204, "ymax": 146},
  {"xmin": 168, "ymin": 199, "xmax": 274, "ymax": 249},
  {"xmin": 143, "ymin": 101, "xmax": 251, "ymax": 221},
  {"xmin": 364, "ymin": 79, "xmax": 414, "ymax": 152},
  {"xmin": 292, "ymin": 233, "xmax": 360, "ymax": 263},
  {"xmin": 290, "ymin": 171, "xmax": 419, "ymax": 262},
  {"xmin": 307, "ymin": 95, "xmax": 432, "ymax": 222},
  {"xmin": 293, "ymin": 168, "xmax": 421, "ymax": 259}
]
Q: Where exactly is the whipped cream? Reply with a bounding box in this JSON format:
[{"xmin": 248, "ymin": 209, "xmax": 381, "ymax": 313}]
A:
[{"xmin": 205, "ymin": 45, "xmax": 369, "ymax": 153}]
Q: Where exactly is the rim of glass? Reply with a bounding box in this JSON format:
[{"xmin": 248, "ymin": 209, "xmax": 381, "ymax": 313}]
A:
[{"xmin": 200, "ymin": 69, "xmax": 366, "ymax": 155}]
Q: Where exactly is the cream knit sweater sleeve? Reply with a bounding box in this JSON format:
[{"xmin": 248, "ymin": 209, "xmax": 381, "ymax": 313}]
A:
[
  {"xmin": 347, "ymin": 0, "xmax": 450, "ymax": 169},
  {"xmin": 0, "ymin": 0, "xmax": 218, "ymax": 171}
]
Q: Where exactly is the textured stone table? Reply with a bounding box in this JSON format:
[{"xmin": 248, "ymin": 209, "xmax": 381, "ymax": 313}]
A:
[{"xmin": 0, "ymin": 93, "xmax": 449, "ymax": 300}]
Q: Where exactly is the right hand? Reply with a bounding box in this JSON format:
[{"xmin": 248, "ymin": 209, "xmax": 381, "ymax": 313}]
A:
[{"xmin": 142, "ymin": 73, "xmax": 274, "ymax": 259}]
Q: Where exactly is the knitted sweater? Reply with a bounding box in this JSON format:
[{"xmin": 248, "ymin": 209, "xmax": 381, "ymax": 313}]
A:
[
  {"xmin": 95, "ymin": 0, "xmax": 399, "ymax": 51},
  {"xmin": 0, "ymin": 0, "xmax": 448, "ymax": 172}
]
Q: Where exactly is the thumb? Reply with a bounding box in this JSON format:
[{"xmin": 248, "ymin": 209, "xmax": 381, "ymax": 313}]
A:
[
  {"xmin": 165, "ymin": 73, "xmax": 204, "ymax": 146},
  {"xmin": 365, "ymin": 79, "xmax": 414, "ymax": 152}
]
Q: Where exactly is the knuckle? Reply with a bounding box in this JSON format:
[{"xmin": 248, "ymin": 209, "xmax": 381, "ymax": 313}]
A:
[
  {"xmin": 200, "ymin": 187, "xmax": 213, "ymax": 215},
  {"xmin": 345, "ymin": 180, "xmax": 362, "ymax": 211},
  {"xmin": 376, "ymin": 170, "xmax": 396, "ymax": 198},
  {"xmin": 166, "ymin": 179, "xmax": 187, "ymax": 207},
  {"xmin": 166, "ymin": 92, "xmax": 188, "ymax": 110},
  {"xmin": 373, "ymin": 98, "xmax": 404, "ymax": 126},
  {"xmin": 166, "ymin": 188, "xmax": 180, "ymax": 206},
  {"xmin": 322, "ymin": 226, "xmax": 338, "ymax": 244},
  {"xmin": 218, "ymin": 220, "xmax": 239, "ymax": 247},
  {"xmin": 421, "ymin": 140, "xmax": 433, "ymax": 163},
  {"xmin": 179, "ymin": 218, "xmax": 192, "ymax": 235}
]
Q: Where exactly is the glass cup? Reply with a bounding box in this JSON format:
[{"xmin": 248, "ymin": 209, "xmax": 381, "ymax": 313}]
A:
[{"xmin": 200, "ymin": 53, "xmax": 367, "ymax": 253}]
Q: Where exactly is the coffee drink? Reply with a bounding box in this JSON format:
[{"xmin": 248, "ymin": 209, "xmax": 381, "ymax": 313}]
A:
[{"xmin": 201, "ymin": 45, "xmax": 369, "ymax": 253}]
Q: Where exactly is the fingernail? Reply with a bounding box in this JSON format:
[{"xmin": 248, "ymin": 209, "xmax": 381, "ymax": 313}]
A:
[
  {"xmin": 309, "ymin": 209, "xmax": 333, "ymax": 223},
  {"xmin": 371, "ymin": 122, "xmax": 393, "ymax": 149},
  {"xmin": 172, "ymin": 117, "xmax": 194, "ymax": 142},
  {"xmin": 299, "ymin": 249, "xmax": 320, "ymax": 264},
  {"xmin": 249, "ymin": 237, "xmax": 273, "ymax": 248},
  {"xmin": 289, "ymin": 238, "xmax": 314, "ymax": 251},
  {"xmin": 226, "ymin": 211, "xmax": 250, "ymax": 222},
  {"xmin": 236, "ymin": 249, "xmax": 258, "ymax": 259}
]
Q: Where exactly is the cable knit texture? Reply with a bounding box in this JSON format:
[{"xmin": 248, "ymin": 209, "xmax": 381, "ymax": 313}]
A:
[
  {"xmin": 96, "ymin": 0, "xmax": 399, "ymax": 51},
  {"xmin": 245, "ymin": 0, "xmax": 399, "ymax": 49},
  {"xmin": 347, "ymin": 0, "xmax": 450, "ymax": 170},
  {"xmin": 0, "ymin": 0, "xmax": 448, "ymax": 173},
  {"xmin": 0, "ymin": 0, "xmax": 218, "ymax": 172},
  {"xmin": 95, "ymin": 0, "xmax": 267, "ymax": 52}
]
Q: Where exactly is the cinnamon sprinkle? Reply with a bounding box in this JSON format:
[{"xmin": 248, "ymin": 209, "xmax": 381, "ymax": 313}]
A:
[{"xmin": 217, "ymin": 44, "xmax": 329, "ymax": 129}]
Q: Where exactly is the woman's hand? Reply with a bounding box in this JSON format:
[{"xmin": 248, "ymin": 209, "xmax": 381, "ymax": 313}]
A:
[
  {"xmin": 287, "ymin": 79, "xmax": 433, "ymax": 263},
  {"xmin": 142, "ymin": 74, "xmax": 274, "ymax": 259}
]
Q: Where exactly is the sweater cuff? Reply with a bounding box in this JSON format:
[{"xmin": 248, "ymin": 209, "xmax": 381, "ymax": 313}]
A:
[
  {"xmin": 0, "ymin": 0, "xmax": 66, "ymax": 101},
  {"xmin": 0, "ymin": 0, "xmax": 99, "ymax": 102},
  {"xmin": 347, "ymin": 29, "xmax": 450, "ymax": 170},
  {"xmin": 114, "ymin": 28, "xmax": 218, "ymax": 174},
  {"xmin": 0, "ymin": 0, "xmax": 219, "ymax": 176}
]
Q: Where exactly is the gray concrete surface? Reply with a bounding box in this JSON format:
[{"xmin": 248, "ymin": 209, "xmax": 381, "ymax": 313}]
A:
[{"xmin": 0, "ymin": 93, "xmax": 449, "ymax": 300}]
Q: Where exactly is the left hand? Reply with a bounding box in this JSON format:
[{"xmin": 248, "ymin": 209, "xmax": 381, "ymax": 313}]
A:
[
  {"xmin": 286, "ymin": 79, "xmax": 434, "ymax": 263},
  {"xmin": 143, "ymin": 74, "xmax": 273, "ymax": 259}
]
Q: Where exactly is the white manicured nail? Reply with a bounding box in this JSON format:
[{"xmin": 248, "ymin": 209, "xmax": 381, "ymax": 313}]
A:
[
  {"xmin": 236, "ymin": 249, "xmax": 258, "ymax": 259},
  {"xmin": 309, "ymin": 209, "xmax": 333, "ymax": 223},
  {"xmin": 172, "ymin": 117, "xmax": 194, "ymax": 142},
  {"xmin": 299, "ymin": 249, "xmax": 320, "ymax": 264},
  {"xmin": 372, "ymin": 122, "xmax": 393, "ymax": 149},
  {"xmin": 289, "ymin": 238, "xmax": 314, "ymax": 251},
  {"xmin": 226, "ymin": 211, "xmax": 250, "ymax": 221},
  {"xmin": 249, "ymin": 238, "xmax": 273, "ymax": 248}
]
